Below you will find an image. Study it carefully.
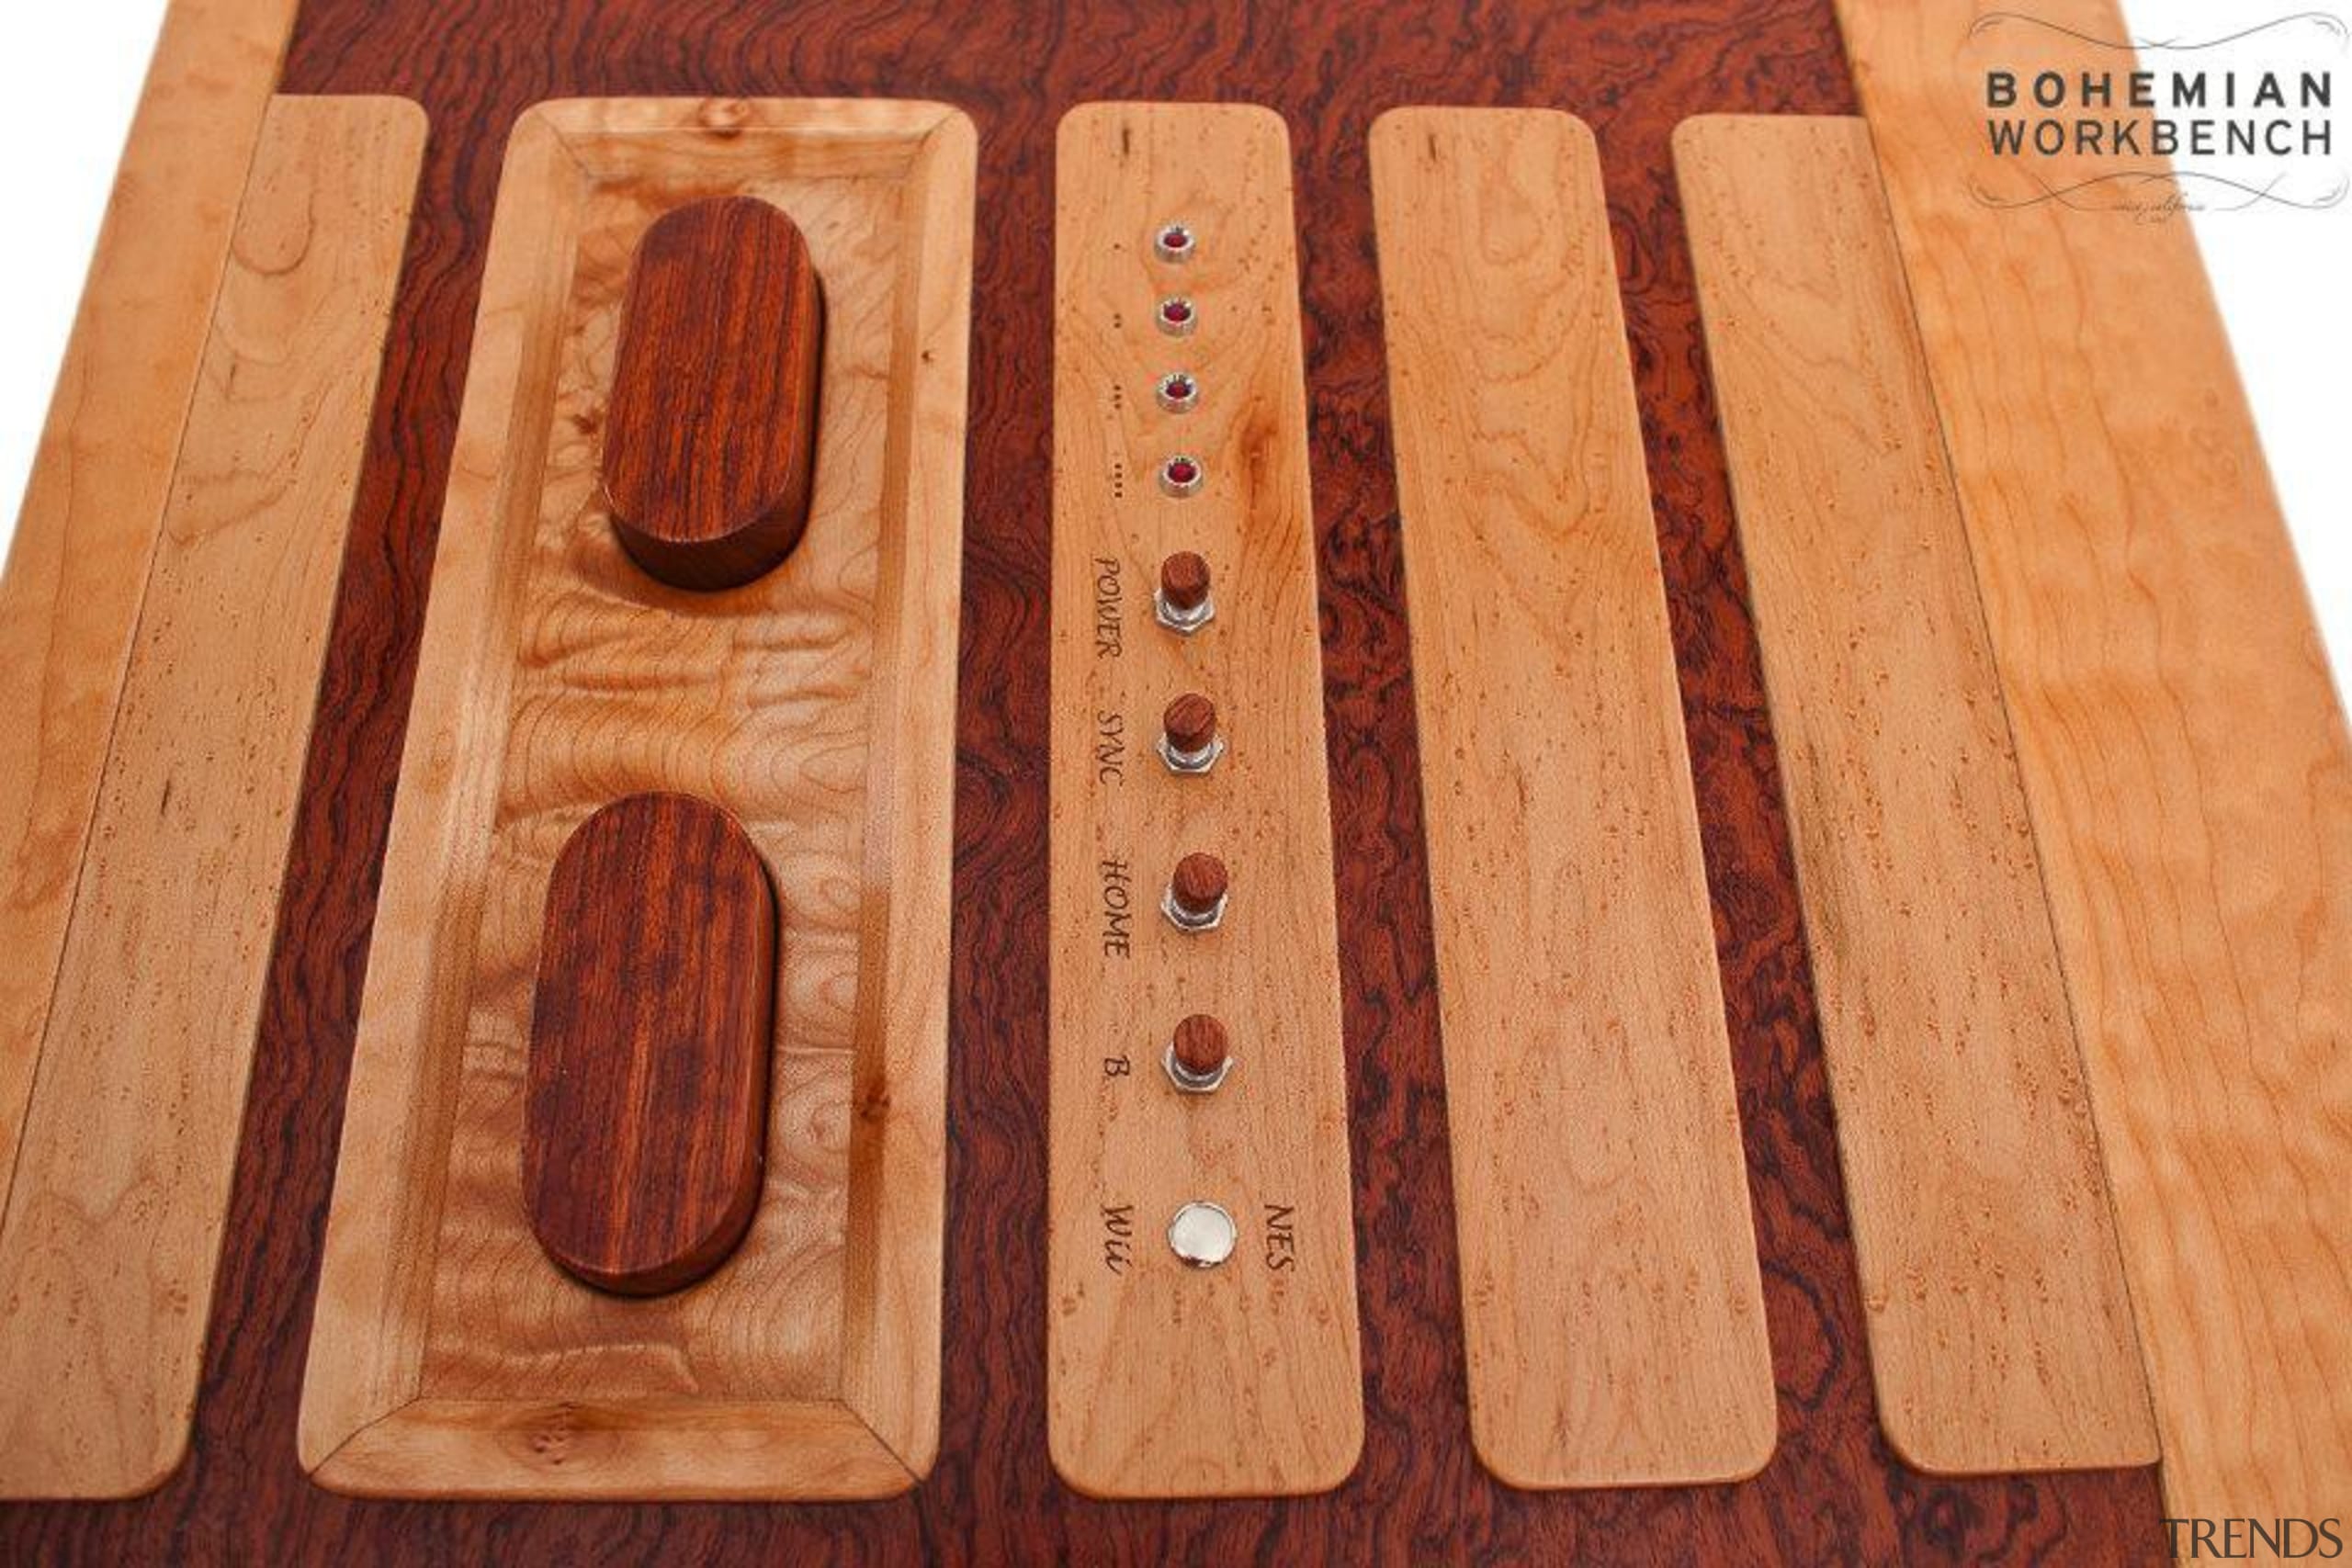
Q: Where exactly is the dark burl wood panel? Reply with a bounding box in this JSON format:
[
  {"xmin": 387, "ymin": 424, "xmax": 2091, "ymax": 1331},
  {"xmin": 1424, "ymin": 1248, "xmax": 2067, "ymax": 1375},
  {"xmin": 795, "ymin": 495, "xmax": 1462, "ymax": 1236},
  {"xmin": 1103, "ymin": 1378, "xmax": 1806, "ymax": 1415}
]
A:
[
  {"xmin": 525, "ymin": 793, "xmax": 776, "ymax": 1298},
  {"xmin": 0, "ymin": 0, "xmax": 2172, "ymax": 1562},
  {"xmin": 604, "ymin": 196, "xmax": 824, "ymax": 591}
]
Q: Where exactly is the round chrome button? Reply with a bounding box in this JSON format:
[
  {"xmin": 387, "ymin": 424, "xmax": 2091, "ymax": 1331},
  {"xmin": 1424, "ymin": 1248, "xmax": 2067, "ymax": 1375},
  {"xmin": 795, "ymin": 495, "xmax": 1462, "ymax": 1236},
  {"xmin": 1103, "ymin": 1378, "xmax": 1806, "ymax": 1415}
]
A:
[
  {"xmin": 1168, "ymin": 1201, "xmax": 1238, "ymax": 1268},
  {"xmin": 1156, "ymin": 369, "xmax": 1200, "ymax": 413},
  {"xmin": 1156, "ymin": 296, "xmax": 1197, "ymax": 337},
  {"xmin": 1159, "ymin": 454, "xmax": 1204, "ymax": 498},
  {"xmin": 1154, "ymin": 220, "xmax": 1197, "ymax": 264}
]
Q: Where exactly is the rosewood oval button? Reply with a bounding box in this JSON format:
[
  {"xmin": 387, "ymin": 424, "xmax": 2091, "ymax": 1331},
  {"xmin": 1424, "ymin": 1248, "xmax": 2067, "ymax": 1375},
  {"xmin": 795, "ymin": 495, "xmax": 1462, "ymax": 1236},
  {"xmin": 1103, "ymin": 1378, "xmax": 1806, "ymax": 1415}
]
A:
[
  {"xmin": 601, "ymin": 196, "xmax": 825, "ymax": 591},
  {"xmin": 525, "ymin": 793, "xmax": 777, "ymax": 1296}
]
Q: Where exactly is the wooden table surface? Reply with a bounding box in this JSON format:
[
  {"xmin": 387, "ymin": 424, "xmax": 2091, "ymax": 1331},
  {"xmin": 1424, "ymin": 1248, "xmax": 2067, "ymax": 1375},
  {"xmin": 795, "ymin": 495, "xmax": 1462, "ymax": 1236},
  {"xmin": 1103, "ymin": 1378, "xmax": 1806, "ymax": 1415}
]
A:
[{"xmin": 0, "ymin": 0, "xmax": 2170, "ymax": 1560}]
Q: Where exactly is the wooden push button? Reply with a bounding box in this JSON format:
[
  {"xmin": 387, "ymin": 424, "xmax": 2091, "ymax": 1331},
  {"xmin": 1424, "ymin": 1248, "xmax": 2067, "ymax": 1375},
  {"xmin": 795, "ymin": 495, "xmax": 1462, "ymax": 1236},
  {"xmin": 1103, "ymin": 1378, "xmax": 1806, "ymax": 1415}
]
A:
[
  {"xmin": 1162, "ymin": 852, "xmax": 1228, "ymax": 932},
  {"xmin": 1162, "ymin": 693, "xmax": 1216, "ymax": 751},
  {"xmin": 1166, "ymin": 1013, "xmax": 1232, "ymax": 1093},
  {"xmin": 1158, "ymin": 692, "xmax": 1223, "ymax": 773},
  {"xmin": 1155, "ymin": 550, "xmax": 1214, "ymax": 633},
  {"xmin": 525, "ymin": 793, "xmax": 778, "ymax": 1296},
  {"xmin": 601, "ymin": 196, "xmax": 824, "ymax": 591}
]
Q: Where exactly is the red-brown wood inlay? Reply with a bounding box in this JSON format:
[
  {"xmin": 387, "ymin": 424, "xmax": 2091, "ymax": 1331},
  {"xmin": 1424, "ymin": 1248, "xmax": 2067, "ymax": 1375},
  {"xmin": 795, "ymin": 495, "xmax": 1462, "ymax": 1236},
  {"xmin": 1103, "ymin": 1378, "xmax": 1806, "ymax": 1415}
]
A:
[
  {"xmin": 601, "ymin": 196, "xmax": 824, "ymax": 591},
  {"xmin": 1159, "ymin": 549, "xmax": 1211, "ymax": 614},
  {"xmin": 1161, "ymin": 692, "xmax": 1216, "ymax": 754},
  {"xmin": 523, "ymin": 792, "xmax": 777, "ymax": 1296}
]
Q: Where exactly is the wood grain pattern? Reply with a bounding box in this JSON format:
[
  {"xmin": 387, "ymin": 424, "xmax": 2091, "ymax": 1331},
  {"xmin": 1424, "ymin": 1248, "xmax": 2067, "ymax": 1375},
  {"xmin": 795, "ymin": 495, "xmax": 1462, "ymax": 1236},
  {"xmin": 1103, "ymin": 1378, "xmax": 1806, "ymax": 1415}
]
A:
[
  {"xmin": 602, "ymin": 196, "xmax": 824, "ymax": 591},
  {"xmin": 526, "ymin": 792, "xmax": 777, "ymax": 1296},
  {"xmin": 1837, "ymin": 0, "xmax": 2352, "ymax": 1524},
  {"xmin": 1677, "ymin": 113, "xmax": 2156, "ymax": 1476},
  {"xmin": 301, "ymin": 1396, "xmax": 922, "ymax": 1501},
  {"xmin": 0, "ymin": 93, "xmax": 423, "ymax": 1499},
  {"xmin": 0, "ymin": 0, "xmax": 2172, "ymax": 1557},
  {"xmin": 299, "ymin": 97, "xmax": 970, "ymax": 1499},
  {"xmin": 1049, "ymin": 101, "xmax": 1363, "ymax": 1500},
  {"xmin": 0, "ymin": 0, "xmax": 303, "ymax": 1251},
  {"xmin": 1370, "ymin": 107, "xmax": 1772, "ymax": 1491}
]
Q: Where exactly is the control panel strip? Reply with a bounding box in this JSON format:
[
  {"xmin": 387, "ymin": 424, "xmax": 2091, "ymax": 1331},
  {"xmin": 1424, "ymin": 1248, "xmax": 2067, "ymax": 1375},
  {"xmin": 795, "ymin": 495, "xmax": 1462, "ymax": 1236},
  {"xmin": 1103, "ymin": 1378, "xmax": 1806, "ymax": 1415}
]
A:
[{"xmin": 1048, "ymin": 101, "xmax": 1363, "ymax": 1500}]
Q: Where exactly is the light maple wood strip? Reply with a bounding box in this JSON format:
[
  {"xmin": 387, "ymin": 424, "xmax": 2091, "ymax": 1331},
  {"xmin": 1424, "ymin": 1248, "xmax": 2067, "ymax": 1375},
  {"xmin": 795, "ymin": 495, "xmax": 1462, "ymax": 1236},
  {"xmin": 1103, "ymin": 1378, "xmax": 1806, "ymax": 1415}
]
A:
[
  {"xmin": 0, "ymin": 0, "xmax": 301, "ymax": 1238},
  {"xmin": 837, "ymin": 106, "xmax": 971, "ymax": 1483},
  {"xmin": 0, "ymin": 94, "xmax": 424, "ymax": 1499},
  {"xmin": 1369, "ymin": 107, "xmax": 1772, "ymax": 1489},
  {"xmin": 1677, "ymin": 113, "xmax": 2156, "ymax": 1474},
  {"xmin": 300, "ymin": 98, "xmax": 970, "ymax": 1500},
  {"xmin": 1049, "ymin": 102, "xmax": 1363, "ymax": 1499},
  {"xmin": 1838, "ymin": 1, "xmax": 2352, "ymax": 1521},
  {"xmin": 298, "ymin": 105, "xmax": 584, "ymax": 1468}
]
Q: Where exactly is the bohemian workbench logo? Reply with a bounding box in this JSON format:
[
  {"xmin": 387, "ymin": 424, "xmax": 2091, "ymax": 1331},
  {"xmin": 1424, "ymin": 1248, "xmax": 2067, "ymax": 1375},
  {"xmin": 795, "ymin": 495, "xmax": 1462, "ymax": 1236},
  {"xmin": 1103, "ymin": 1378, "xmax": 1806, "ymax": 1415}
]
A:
[{"xmin": 1972, "ymin": 9, "xmax": 2346, "ymax": 220}]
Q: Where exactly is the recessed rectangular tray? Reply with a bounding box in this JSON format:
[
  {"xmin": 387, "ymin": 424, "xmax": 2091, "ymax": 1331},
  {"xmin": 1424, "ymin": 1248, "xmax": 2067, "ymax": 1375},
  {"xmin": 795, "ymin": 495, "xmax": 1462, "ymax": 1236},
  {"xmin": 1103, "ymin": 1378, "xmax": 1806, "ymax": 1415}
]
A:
[{"xmin": 299, "ymin": 96, "xmax": 973, "ymax": 1501}]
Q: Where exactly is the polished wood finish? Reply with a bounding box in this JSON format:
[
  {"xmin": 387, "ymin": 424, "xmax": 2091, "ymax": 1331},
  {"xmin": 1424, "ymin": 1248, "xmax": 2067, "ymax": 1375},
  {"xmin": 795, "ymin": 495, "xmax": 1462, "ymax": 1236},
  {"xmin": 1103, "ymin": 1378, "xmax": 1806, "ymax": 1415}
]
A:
[
  {"xmin": 1678, "ymin": 113, "xmax": 2156, "ymax": 1475},
  {"xmin": 0, "ymin": 0, "xmax": 2171, "ymax": 1557},
  {"xmin": 603, "ymin": 196, "xmax": 824, "ymax": 591},
  {"xmin": 1167, "ymin": 851, "xmax": 1228, "ymax": 917},
  {"xmin": 298, "ymin": 97, "xmax": 970, "ymax": 1500},
  {"xmin": 0, "ymin": 0, "xmax": 303, "ymax": 1293},
  {"xmin": 0, "ymin": 93, "xmax": 422, "ymax": 1500},
  {"xmin": 1371, "ymin": 107, "xmax": 1772, "ymax": 1490},
  {"xmin": 1049, "ymin": 102, "xmax": 1362, "ymax": 1500},
  {"xmin": 526, "ymin": 793, "xmax": 777, "ymax": 1297},
  {"xmin": 1160, "ymin": 693, "xmax": 1216, "ymax": 756},
  {"xmin": 1171, "ymin": 1014, "xmax": 1229, "ymax": 1078},
  {"xmin": 1159, "ymin": 551, "xmax": 1210, "ymax": 615},
  {"xmin": 1838, "ymin": 0, "xmax": 2352, "ymax": 1522}
]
